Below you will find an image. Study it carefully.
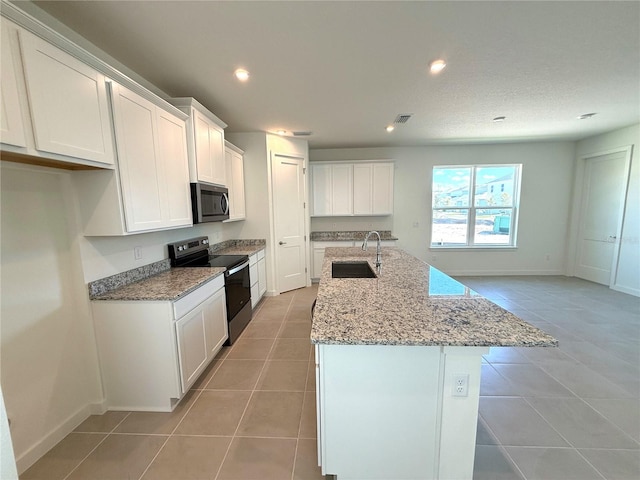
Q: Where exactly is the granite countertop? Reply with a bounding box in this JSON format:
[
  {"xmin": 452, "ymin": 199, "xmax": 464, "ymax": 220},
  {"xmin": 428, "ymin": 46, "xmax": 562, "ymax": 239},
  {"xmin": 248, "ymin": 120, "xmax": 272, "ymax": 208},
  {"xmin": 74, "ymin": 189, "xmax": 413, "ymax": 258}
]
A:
[
  {"xmin": 91, "ymin": 267, "xmax": 225, "ymax": 301},
  {"xmin": 310, "ymin": 230, "xmax": 398, "ymax": 241},
  {"xmin": 214, "ymin": 245, "xmax": 265, "ymax": 256},
  {"xmin": 311, "ymin": 247, "xmax": 558, "ymax": 347}
]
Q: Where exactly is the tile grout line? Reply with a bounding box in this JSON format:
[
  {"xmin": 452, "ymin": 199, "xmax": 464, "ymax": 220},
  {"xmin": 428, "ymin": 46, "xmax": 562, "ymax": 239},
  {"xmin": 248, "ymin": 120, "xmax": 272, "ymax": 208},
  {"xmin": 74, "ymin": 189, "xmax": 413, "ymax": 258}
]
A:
[
  {"xmin": 476, "ymin": 415, "xmax": 528, "ymax": 480},
  {"xmin": 213, "ymin": 293, "xmax": 296, "ymax": 480},
  {"xmin": 62, "ymin": 411, "xmax": 132, "ymax": 480}
]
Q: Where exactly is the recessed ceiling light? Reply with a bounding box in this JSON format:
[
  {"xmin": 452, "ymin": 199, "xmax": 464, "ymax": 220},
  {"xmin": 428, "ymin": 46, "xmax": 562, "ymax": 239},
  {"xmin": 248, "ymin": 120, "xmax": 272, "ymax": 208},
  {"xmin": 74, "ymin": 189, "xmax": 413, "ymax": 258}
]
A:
[
  {"xmin": 234, "ymin": 68, "xmax": 250, "ymax": 81},
  {"xmin": 578, "ymin": 112, "xmax": 597, "ymax": 120},
  {"xmin": 429, "ymin": 59, "xmax": 447, "ymax": 74},
  {"xmin": 276, "ymin": 130, "xmax": 287, "ymax": 135},
  {"xmin": 386, "ymin": 125, "xmax": 395, "ymax": 132},
  {"xmin": 493, "ymin": 116, "xmax": 506, "ymax": 122}
]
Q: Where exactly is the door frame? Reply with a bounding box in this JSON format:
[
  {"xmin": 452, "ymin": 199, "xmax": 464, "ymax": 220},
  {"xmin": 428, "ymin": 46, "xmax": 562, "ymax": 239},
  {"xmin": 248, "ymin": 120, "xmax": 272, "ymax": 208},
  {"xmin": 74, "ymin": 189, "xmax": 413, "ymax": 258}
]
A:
[
  {"xmin": 267, "ymin": 148, "xmax": 310, "ymax": 295},
  {"xmin": 572, "ymin": 145, "xmax": 633, "ymax": 291}
]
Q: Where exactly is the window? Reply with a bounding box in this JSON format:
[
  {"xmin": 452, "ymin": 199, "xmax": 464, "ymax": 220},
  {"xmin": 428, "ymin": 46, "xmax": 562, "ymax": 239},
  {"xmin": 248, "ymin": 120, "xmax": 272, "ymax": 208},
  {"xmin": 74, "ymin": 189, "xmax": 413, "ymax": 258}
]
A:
[{"xmin": 431, "ymin": 164, "xmax": 521, "ymax": 247}]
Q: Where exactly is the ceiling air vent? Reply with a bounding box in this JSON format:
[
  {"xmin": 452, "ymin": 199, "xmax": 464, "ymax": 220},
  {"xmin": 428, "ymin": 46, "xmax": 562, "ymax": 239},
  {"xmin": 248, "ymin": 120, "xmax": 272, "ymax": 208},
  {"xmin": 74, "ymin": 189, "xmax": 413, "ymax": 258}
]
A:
[
  {"xmin": 394, "ymin": 114, "xmax": 413, "ymax": 124},
  {"xmin": 293, "ymin": 131, "xmax": 313, "ymax": 136}
]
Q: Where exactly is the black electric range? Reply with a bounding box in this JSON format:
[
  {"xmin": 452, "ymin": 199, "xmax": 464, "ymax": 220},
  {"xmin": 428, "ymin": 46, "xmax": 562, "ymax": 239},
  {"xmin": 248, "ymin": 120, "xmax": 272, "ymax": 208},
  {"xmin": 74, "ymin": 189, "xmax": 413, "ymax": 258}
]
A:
[{"xmin": 168, "ymin": 237, "xmax": 252, "ymax": 345}]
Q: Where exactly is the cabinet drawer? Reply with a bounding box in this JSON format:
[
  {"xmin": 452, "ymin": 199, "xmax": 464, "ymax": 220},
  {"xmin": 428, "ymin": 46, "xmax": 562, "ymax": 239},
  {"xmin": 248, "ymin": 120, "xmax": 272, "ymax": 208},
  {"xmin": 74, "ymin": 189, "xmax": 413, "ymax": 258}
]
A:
[
  {"xmin": 257, "ymin": 249, "xmax": 265, "ymax": 261},
  {"xmin": 173, "ymin": 275, "xmax": 224, "ymax": 319}
]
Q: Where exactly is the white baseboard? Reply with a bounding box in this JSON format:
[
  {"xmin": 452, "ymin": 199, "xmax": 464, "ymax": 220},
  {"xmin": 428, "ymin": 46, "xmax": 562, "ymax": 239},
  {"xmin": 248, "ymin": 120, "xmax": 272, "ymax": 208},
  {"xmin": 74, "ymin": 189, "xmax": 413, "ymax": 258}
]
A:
[
  {"xmin": 611, "ymin": 284, "xmax": 640, "ymax": 297},
  {"xmin": 16, "ymin": 400, "xmax": 105, "ymax": 474},
  {"xmin": 446, "ymin": 269, "xmax": 566, "ymax": 277}
]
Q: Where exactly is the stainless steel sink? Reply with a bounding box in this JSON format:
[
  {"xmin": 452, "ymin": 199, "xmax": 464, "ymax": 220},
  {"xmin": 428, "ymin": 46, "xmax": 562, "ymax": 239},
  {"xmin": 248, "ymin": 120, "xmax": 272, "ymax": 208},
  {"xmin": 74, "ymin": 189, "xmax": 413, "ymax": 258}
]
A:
[{"xmin": 331, "ymin": 261, "xmax": 377, "ymax": 278}]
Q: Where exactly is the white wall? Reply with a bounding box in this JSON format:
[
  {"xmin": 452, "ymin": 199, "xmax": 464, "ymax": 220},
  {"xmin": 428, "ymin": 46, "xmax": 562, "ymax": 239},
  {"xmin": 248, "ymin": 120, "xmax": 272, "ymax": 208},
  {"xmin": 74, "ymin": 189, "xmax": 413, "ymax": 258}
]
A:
[
  {"xmin": 0, "ymin": 163, "xmax": 103, "ymax": 472},
  {"xmin": 228, "ymin": 132, "xmax": 310, "ymax": 294},
  {"xmin": 77, "ymin": 220, "xmax": 242, "ymax": 283},
  {"xmin": 571, "ymin": 123, "xmax": 640, "ymax": 295},
  {"xmin": 311, "ymin": 142, "xmax": 576, "ymax": 275}
]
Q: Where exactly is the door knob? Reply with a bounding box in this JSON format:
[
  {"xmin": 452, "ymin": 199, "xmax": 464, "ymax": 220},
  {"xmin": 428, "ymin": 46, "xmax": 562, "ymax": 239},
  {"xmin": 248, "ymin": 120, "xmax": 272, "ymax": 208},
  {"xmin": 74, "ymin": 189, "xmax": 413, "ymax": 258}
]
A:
[{"xmin": 279, "ymin": 241, "xmax": 287, "ymax": 245}]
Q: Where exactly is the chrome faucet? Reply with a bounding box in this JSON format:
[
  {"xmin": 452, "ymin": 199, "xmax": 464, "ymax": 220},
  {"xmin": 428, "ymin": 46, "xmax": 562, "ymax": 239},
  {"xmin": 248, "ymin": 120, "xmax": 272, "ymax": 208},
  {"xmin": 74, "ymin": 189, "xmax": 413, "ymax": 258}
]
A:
[{"xmin": 362, "ymin": 230, "xmax": 382, "ymax": 272}]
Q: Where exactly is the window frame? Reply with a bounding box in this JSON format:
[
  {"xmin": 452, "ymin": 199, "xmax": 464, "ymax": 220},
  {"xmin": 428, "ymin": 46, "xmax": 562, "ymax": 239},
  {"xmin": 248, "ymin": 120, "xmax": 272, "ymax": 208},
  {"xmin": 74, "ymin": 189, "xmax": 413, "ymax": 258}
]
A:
[{"xmin": 430, "ymin": 164, "xmax": 522, "ymax": 249}]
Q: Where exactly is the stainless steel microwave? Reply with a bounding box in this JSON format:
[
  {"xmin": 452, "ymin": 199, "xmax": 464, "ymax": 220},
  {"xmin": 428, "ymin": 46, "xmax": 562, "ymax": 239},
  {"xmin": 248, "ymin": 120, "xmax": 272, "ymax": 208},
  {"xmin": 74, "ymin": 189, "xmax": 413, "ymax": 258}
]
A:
[{"xmin": 190, "ymin": 183, "xmax": 229, "ymax": 223}]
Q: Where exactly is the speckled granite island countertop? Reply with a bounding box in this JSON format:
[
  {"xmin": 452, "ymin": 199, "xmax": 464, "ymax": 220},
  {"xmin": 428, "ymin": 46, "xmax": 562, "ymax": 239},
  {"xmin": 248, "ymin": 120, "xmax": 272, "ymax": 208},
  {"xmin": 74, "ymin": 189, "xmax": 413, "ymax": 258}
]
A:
[
  {"xmin": 311, "ymin": 247, "xmax": 557, "ymax": 347},
  {"xmin": 90, "ymin": 267, "xmax": 225, "ymax": 301},
  {"xmin": 310, "ymin": 230, "xmax": 398, "ymax": 241}
]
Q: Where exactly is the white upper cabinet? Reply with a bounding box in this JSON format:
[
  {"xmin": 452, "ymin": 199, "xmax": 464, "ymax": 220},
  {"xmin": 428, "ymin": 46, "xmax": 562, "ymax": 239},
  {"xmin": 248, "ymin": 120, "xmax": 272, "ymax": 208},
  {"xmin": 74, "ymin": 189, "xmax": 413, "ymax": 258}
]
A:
[
  {"xmin": 0, "ymin": 19, "xmax": 27, "ymax": 148},
  {"xmin": 172, "ymin": 97, "xmax": 227, "ymax": 186},
  {"xmin": 74, "ymin": 82, "xmax": 192, "ymax": 236},
  {"xmin": 111, "ymin": 83, "xmax": 164, "ymax": 231},
  {"xmin": 110, "ymin": 82, "xmax": 191, "ymax": 233},
  {"xmin": 156, "ymin": 108, "xmax": 193, "ymax": 228},
  {"xmin": 353, "ymin": 163, "xmax": 394, "ymax": 215},
  {"xmin": 224, "ymin": 141, "xmax": 246, "ymax": 222},
  {"xmin": 13, "ymin": 24, "xmax": 115, "ymax": 166},
  {"xmin": 311, "ymin": 163, "xmax": 353, "ymax": 216},
  {"xmin": 311, "ymin": 161, "xmax": 394, "ymax": 217}
]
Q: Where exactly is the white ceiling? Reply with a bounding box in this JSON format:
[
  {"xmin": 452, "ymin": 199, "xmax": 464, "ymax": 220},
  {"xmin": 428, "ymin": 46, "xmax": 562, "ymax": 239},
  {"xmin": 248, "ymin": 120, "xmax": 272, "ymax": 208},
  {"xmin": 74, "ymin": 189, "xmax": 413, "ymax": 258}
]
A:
[{"xmin": 30, "ymin": 0, "xmax": 640, "ymax": 149}]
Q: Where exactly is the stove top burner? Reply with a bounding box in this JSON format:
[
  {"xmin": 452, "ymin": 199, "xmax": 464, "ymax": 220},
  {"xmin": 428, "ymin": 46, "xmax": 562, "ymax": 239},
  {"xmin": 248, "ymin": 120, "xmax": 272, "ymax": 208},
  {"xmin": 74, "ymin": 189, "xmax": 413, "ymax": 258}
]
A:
[{"xmin": 207, "ymin": 255, "xmax": 249, "ymax": 269}]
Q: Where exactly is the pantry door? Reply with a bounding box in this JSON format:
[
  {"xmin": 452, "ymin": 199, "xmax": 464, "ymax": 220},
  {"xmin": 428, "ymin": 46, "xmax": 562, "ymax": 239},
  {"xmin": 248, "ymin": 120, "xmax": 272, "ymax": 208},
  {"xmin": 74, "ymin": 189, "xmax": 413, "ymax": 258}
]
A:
[
  {"xmin": 575, "ymin": 148, "xmax": 631, "ymax": 286},
  {"xmin": 271, "ymin": 152, "xmax": 307, "ymax": 293}
]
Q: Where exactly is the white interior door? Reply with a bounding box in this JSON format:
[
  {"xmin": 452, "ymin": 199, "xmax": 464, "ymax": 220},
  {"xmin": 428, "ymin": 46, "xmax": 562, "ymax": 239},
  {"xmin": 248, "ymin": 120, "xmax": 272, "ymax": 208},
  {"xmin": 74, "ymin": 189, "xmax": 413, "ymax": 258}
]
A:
[
  {"xmin": 575, "ymin": 150, "xmax": 630, "ymax": 285},
  {"xmin": 272, "ymin": 152, "xmax": 307, "ymax": 293}
]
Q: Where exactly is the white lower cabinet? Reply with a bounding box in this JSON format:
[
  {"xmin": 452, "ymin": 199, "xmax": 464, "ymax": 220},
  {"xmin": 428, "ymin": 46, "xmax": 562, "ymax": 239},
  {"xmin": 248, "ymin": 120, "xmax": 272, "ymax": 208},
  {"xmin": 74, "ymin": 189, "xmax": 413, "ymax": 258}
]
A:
[
  {"xmin": 315, "ymin": 344, "xmax": 487, "ymax": 479},
  {"xmin": 258, "ymin": 253, "xmax": 267, "ymax": 298},
  {"xmin": 249, "ymin": 249, "xmax": 267, "ymax": 308},
  {"xmin": 92, "ymin": 276, "xmax": 226, "ymax": 411}
]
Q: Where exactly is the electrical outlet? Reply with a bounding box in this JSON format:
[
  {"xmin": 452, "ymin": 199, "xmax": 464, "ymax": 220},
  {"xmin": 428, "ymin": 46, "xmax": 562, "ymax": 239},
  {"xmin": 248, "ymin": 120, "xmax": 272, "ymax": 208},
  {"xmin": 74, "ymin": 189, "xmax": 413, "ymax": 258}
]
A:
[
  {"xmin": 452, "ymin": 373, "xmax": 469, "ymax": 397},
  {"xmin": 545, "ymin": 254, "xmax": 551, "ymax": 261},
  {"xmin": 134, "ymin": 246, "xmax": 143, "ymax": 260}
]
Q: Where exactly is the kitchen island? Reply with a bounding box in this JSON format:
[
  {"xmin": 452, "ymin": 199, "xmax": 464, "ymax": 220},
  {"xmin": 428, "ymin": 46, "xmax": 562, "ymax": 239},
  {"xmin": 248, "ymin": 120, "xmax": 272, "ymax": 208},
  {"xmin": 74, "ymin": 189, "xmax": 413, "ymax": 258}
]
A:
[{"xmin": 311, "ymin": 247, "xmax": 556, "ymax": 480}]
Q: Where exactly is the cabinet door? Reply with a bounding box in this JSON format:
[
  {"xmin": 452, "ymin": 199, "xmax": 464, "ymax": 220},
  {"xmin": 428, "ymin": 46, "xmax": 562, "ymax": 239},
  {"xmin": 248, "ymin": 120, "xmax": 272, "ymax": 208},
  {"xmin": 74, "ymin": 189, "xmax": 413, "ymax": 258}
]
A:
[
  {"xmin": 175, "ymin": 306, "xmax": 208, "ymax": 394},
  {"xmin": 372, "ymin": 163, "xmax": 394, "ymax": 215},
  {"xmin": 311, "ymin": 164, "xmax": 332, "ymax": 216},
  {"xmin": 353, "ymin": 164, "xmax": 373, "ymax": 215},
  {"xmin": 156, "ymin": 109, "xmax": 192, "ymax": 228},
  {"xmin": 312, "ymin": 247, "xmax": 325, "ymax": 279},
  {"xmin": 353, "ymin": 163, "xmax": 394, "ymax": 215},
  {"xmin": 110, "ymin": 83, "xmax": 164, "ymax": 232},
  {"xmin": 258, "ymin": 257, "xmax": 267, "ymax": 297},
  {"xmin": 0, "ymin": 20, "xmax": 27, "ymax": 148},
  {"xmin": 18, "ymin": 29, "xmax": 114, "ymax": 165},
  {"xmin": 204, "ymin": 287, "xmax": 228, "ymax": 358},
  {"xmin": 194, "ymin": 112, "xmax": 226, "ymax": 186},
  {"xmin": 225, "ymin": 147, "xmax": 246, "ymax": 221},
  {"xmin": 331, "ymin": 164, "xmax": 353, "ymax": 215}
]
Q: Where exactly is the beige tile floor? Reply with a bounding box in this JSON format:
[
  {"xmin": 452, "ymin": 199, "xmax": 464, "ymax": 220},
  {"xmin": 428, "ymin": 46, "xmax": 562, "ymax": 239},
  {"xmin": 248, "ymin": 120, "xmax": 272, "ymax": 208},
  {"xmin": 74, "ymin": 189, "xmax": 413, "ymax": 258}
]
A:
[
  {"xmin": 21, "ymin": 285, "xmax": 323, "ymax": 480},
  {"xmin": 21, "ymin": 277, "xmax": 640, "ymax": 479}
]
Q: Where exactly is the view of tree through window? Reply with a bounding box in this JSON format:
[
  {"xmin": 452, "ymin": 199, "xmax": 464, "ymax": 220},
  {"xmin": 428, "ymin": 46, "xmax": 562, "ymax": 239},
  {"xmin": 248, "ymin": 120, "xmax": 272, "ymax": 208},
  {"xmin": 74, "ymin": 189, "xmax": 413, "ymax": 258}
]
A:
[{"xmin": 431, "ymin": 165, "xmax": 521, "ymax": 247}]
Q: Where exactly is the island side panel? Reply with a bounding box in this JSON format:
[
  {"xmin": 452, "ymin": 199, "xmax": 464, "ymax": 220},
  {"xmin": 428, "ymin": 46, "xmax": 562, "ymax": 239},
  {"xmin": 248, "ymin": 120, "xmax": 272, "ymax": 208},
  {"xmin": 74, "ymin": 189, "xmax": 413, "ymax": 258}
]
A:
[
  {"xmin": 317, "ymin": 344, "xmax": 442, "ymax": 480},
  {"xmin": 437, "ymin": 346, "xmax": 488, "ymax": 479}
]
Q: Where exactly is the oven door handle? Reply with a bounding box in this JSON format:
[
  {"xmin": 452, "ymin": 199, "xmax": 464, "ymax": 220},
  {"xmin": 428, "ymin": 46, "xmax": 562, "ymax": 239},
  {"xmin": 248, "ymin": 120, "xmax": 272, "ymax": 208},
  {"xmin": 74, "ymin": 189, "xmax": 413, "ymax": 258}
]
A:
[{"xmin": 226, "ymin": 261, "xmax": 249, "ymax": 276}]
